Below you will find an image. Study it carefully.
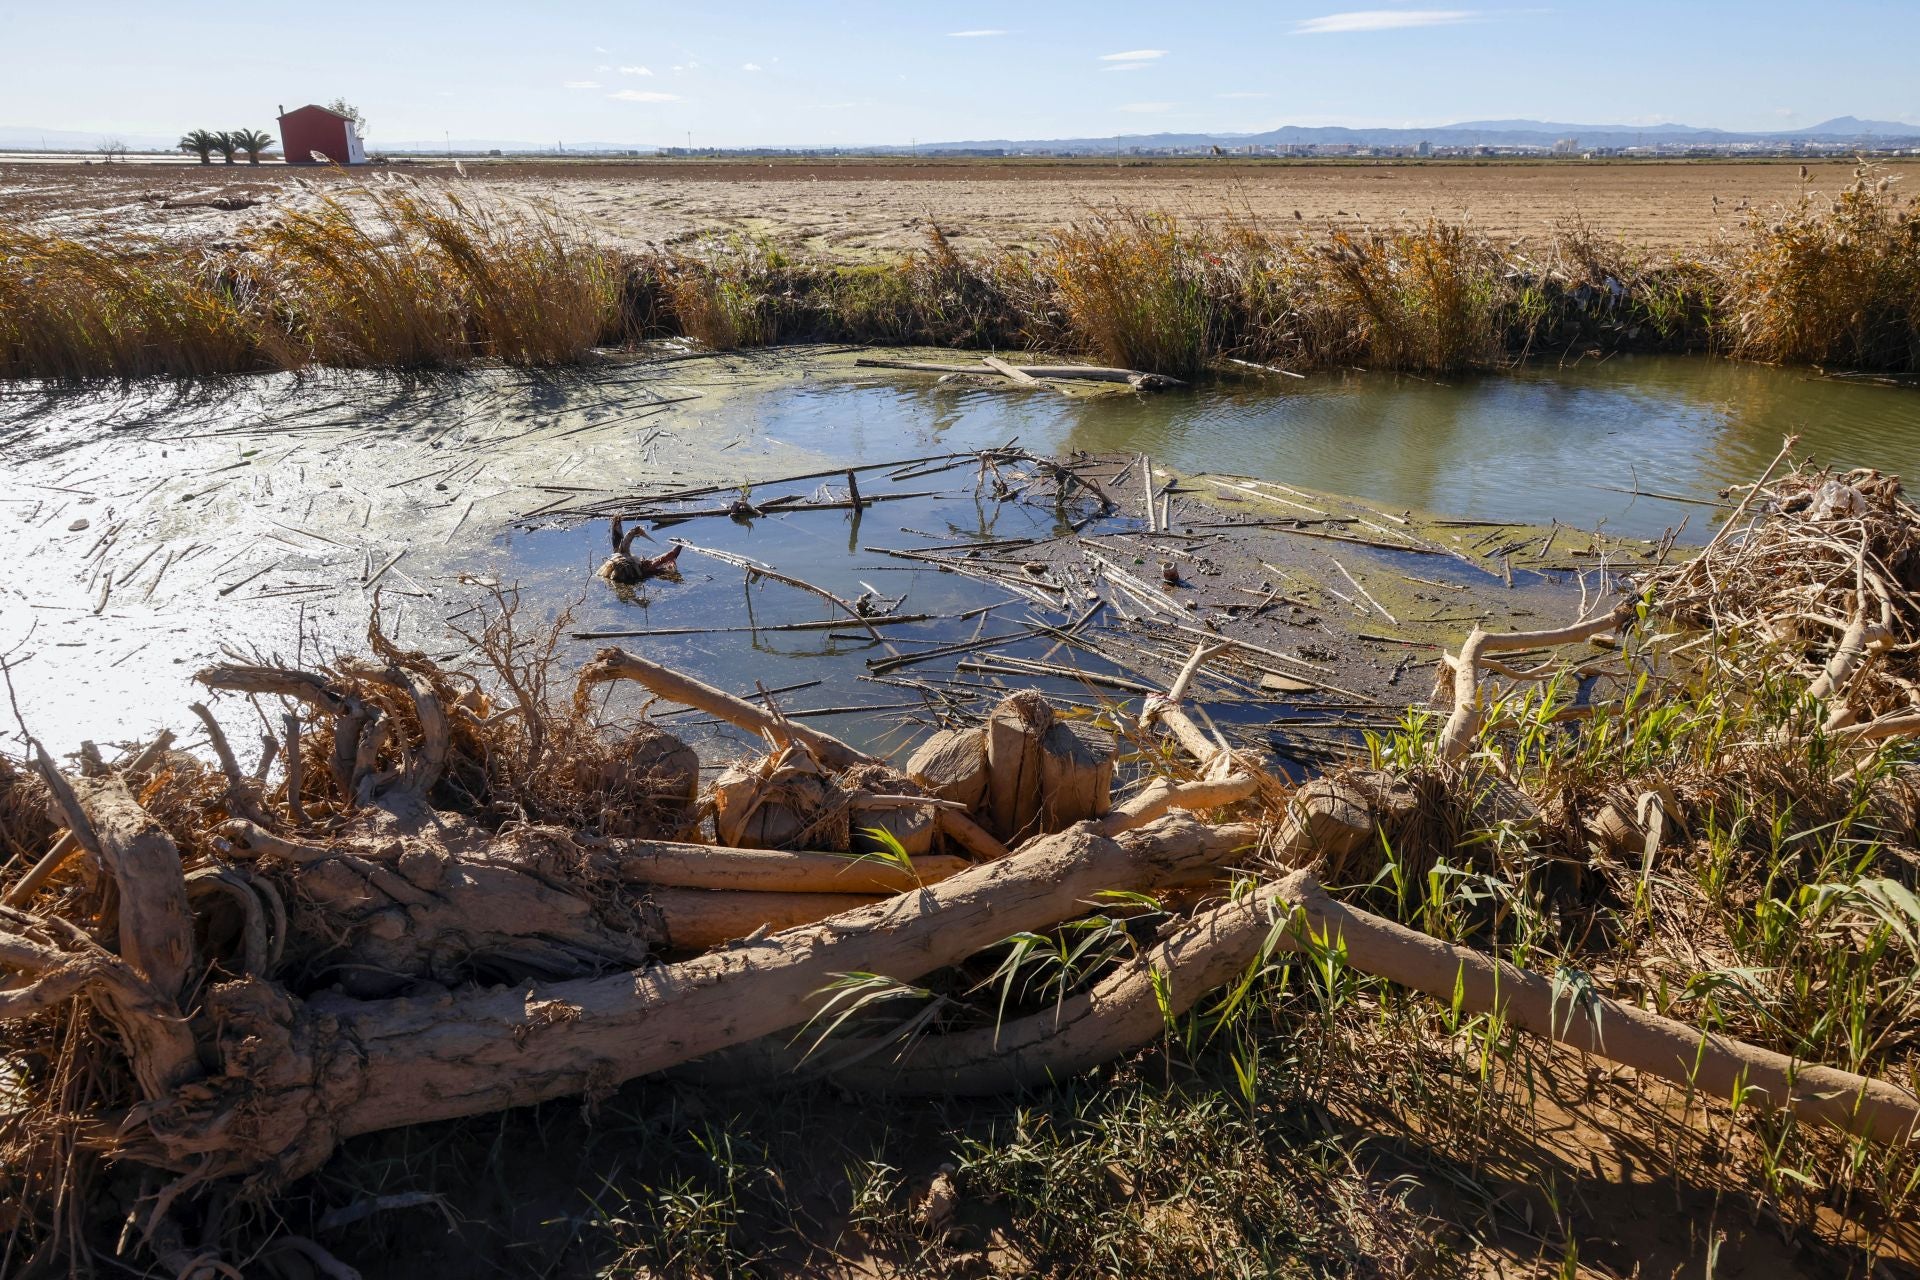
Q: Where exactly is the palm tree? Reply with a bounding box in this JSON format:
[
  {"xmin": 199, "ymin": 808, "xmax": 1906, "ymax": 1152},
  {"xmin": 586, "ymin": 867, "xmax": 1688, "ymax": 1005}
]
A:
[
  {"xmin": 229, "ymin": 128, "xmax": 275, "ymax": 165},
  {"xmin": 177, "ymin": 130, "xmax": 218, "ymax": 164},
  {"xmin": 211, "ymin": 131, "xmax": 239, "ymax": 165}
]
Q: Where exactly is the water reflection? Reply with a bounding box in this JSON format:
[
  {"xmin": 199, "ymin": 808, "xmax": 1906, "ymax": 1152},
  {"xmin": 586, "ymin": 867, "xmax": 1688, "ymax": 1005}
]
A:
[{"xmin": 759, "ymin": 356, "xmax": 1917, "ymax": 539}]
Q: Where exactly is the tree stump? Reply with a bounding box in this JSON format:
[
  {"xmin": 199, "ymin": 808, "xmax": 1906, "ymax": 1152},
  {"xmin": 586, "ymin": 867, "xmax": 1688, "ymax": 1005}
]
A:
[
  {"xmin": 983, "ymin": 693, "xmax": 1054, "ymax": 841},
  {"xmin": 905, "ymin": 727, "xmax": 989, "ymax": 810},
  {"xmin": 1039, "ymin": 720, "xmax": 1116, "ymax": 830}
]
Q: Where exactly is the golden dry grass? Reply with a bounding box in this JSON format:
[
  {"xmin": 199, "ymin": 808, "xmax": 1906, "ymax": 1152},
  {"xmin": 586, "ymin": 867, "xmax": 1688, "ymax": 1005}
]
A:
[{"xmin": 1, "ymin": 165, "xmax": 1916, "ymax": 379}]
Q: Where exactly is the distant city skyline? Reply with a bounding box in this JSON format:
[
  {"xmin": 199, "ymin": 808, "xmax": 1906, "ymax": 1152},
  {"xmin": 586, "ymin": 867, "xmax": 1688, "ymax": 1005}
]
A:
[{"xmin": 3, "ymin": 0, "xmax": 1916, "ymax": 149}]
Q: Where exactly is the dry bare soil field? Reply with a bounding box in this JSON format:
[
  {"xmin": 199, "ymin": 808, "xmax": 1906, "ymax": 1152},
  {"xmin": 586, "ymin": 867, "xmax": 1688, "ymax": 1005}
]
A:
[{"xmin": 0, "ymin": 155, "xmax": 1870, "ymax": 257}]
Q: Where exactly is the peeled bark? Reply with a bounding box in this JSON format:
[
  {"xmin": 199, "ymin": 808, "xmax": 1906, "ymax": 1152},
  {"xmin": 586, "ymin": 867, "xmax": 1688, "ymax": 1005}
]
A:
[
  {"xmin": 1438, "ymin": 604, "xmax": 1634, "ymax": 761},
  {"xmin": 776, "ymin": 871, "xmax": 1920, "ymax": 1145},
  {"xmin": 577, "ymin": 648, "xmax": 880, "ymax": 772},
  {"xmin": 1288, "ymin": 874, "xmax": 1920, "ymax": 1145},
  {"xmin": 607, "ymin": 839, "xmax": 969, "ymax": 895},
  {"xmin": 1098, "ymin": 774, "xmax": 1260, "ymax": 836},
  {"xmin": 651, "ymin": 887, "xmax": 881, "ymax": 951},
  {"xmin": 132, "ymin": 814, "xmax": 1251, "ymax": 1180},
  {"xmin": 61, "ymin": 774, "xmax": 196, "ymax": 1001},
  {"xmin": 984, "ymin": 692, "xmax": 1053, "ymax": 841},
  {"xmin": 906, "ymin": 727, "xmax": 989, "ymax": 810}
]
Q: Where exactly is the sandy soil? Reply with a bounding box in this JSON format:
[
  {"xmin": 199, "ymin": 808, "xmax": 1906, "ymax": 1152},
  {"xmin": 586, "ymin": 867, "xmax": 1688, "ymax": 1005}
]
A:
[{"xmin": 0, "ymin": 156, "xmax": 1881, "ymax": 258}]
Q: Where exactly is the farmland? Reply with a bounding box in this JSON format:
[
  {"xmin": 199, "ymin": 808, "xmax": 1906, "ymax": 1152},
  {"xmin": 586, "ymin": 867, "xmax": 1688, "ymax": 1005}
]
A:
[{"xmin": 0, "ymin": 155, "xmax": 1872, "ymax": 257}]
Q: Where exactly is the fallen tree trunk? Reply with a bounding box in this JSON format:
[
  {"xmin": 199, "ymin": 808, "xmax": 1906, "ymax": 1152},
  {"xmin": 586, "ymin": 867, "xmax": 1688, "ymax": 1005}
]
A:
[
  {"xmin": 650, "ymin": 887, "xmax": 882, "ymax": 951},
  {"xmin": 129, "ymin": 814, "xmax": 1254, "ymax": 1180},
  {"xmin": 606, "ymin": 839, "xmax": 971, "ymax": 894},
  {"xmin": 759, "ymin": 870, "xmax": 1920, "ymax": 1145}
]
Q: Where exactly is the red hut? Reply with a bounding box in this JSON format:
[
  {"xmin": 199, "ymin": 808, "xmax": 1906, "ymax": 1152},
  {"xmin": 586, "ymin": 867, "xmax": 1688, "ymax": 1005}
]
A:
[{"xmin": 276, "ymin": 103, "xmax": 367, "ymax": 165}]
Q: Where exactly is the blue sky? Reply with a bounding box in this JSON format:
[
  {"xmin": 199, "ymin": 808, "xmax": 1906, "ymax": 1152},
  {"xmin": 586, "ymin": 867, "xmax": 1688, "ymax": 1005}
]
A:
[{"xmin": 3, "ymin": 1, "xmax": 1916, "ymax": 146}]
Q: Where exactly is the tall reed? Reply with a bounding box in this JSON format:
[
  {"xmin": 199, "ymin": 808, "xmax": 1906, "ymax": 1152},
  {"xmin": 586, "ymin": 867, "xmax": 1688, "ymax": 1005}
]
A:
[
  {"xmin": 3, "ymin": 167, "xmax": 1917, "ymax": 381},
  {"xmin": 249, "ymin": 186, "xmax": 622, "ymax": 367},
  {"xmin": 1721, "ymin": 163, "xmax": 1920, "ymax": 369},
  {"xmin": 383, "ymin": 188, "xmax": 624, "ymax": 365},
  {"xmin": 1025, "ymin": 210, "xmax": 1215, "ymax": 377},
  {"xmin": 0, "ymin": 230, "xmax": 272, "ymax": 379}
]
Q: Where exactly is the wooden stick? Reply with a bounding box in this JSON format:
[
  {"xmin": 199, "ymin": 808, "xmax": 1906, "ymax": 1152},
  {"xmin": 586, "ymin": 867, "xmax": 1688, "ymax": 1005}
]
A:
[
  {"xmin": 282, "ymin": 713, "xmax": 307, "ymax": 826},
  {"xmin": 935, "ymin": 808, "xmax": 1013, "ymax": 861},
  {"xmin": 1693, "ymin": 433, "xmax": 1800, "ymax": 567},
  {"xmin": 672, "ymin": 539, "xmax": 901, "ymax": 657},
  {"xmin": 1330, "ymin": 558, "xmax": 1396, "ymax": 625},
  {"xmin": 576, "ymin": 648, "xmax": 880, "ymax": 772},
  {"xmin": 982, "ymin": 355, "xmax": 1041, "ymax": 386},
  {"xmin": 1438, "ymin": 603, "xmax": 1634, "ymax": 760},
  {"xmin": 573, "ymin": 613, "xmax": 935, "ymax": 640},
  {"xmin": 4, "ymin": 731, "xmax": 175, "ymax": 908},
  {"xmin": 854, "ymin": 357, "xmax": 1181, "ymax": 388},
  {"xmin": 653, "ymin": 889, "xmax": 882, "ymax": 952}
]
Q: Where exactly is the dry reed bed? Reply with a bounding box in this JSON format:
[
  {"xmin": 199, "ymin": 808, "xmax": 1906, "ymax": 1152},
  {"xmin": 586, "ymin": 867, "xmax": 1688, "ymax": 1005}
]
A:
[{"xmin": 1, "ymin": 165, "xmax": 1915, "ymax": 381}]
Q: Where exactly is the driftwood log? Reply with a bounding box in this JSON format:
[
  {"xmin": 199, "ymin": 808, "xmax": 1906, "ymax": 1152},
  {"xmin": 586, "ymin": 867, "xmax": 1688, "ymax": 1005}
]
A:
[{"xmin": 854, "ymin": 356, "xmax": 1184, "ymax": 391}]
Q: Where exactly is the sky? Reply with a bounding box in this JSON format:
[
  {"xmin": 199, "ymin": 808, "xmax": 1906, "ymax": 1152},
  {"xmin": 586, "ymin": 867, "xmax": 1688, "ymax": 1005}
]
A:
[{"xmin": 3, "ymin": 0, "xmax": 1917, "ymax": 148}]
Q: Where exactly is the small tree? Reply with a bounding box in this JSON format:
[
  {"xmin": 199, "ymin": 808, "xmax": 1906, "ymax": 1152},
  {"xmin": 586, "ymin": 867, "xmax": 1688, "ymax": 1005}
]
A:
[
  {"xmin": 325, "ymin": 98, "xmax": 367, "ymax": 135},
  {"xmin": 229, "ymin": 128, "xmax": 275, "ymax": 164},
  {"xmin": 97, "ymin": 138, "xmax": 129, "ymax": 164},
  {"xmin": 178, "ymin": 130, "xmax": 218, "ymax": 164},
  {"xmin": 211, "ymin": 131, "xmax": 238, "ymax": 164}
]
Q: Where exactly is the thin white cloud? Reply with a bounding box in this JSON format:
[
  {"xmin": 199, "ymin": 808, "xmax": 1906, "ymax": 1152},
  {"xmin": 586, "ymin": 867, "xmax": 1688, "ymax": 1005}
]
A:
[
  {"xmin": 594, "ymin": 46, "xmax": 608, "ymax": 53},
  {"xmin": 947, "ymin": 28, "xmax": 1007, "ymax": 37},
  {"xmin": 741, "ymin": 62, "xmax": 762, "ymax": 71},
  {"xmin": 608, "ymin": 89, "xmax": 682, "ymax": 102},
  {"xmin": 1217, "ymin": 91, "xmax": 1269, "ymax": 99},
  {"xmin": 619, "ymin": 65, "xmax": 653, "ymax": 76},
  {"xmin": 1294, "ymin": 10, "xmax": 1478, "ymax": 34},
  {"xmin": 1119, "ymin": 101, "xmax": 1174, "ymax": 113},
  {"xmin": 563, "ymin": 80, "xmax": 602, "ymax": 90},
  {"xmin": 1100, "ymin": 49, "xmax": 1167, "ymax": 61},
  {"xmin": 1104, "ymin": 63, "xmax": 1150, "ymax": 73}
]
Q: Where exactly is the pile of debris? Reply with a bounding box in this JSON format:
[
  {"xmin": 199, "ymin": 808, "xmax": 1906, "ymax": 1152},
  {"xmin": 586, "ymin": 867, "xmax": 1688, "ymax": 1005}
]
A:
[{"xmin": 3, "ymin": 449, "xmax": 1918, "ymax": 1278}]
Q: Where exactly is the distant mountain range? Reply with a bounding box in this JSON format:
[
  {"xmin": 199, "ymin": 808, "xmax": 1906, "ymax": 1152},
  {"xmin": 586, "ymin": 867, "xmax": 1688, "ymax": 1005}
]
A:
[
  {"xmin": 902, "ymin": 116, "xmax": 1920, "ymax": 154},
  {"xmin": 4, "ymin": 116, "xmax": 1917, "ymax": 157}
]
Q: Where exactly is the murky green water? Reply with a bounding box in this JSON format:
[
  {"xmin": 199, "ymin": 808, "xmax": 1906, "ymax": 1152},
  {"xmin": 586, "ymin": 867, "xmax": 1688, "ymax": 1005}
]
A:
[
  {"xmin": 788, "ymin": 354, "xmax": 1919, "ymax": 541},
  {"xmin": 5, "ymin": 351, "xmax": 1914, "ymax": 756}
]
